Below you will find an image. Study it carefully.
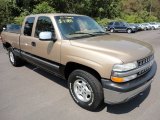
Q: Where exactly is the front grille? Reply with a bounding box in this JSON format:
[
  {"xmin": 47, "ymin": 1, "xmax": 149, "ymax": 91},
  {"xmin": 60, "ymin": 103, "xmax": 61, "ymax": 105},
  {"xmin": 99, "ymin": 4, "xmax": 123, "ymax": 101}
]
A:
[
  {"xmin": 137, "ymin": 67, "xmax": 151, "ymax": 77},
  {"xmin": 137, "ymin": 55, "xmax": 154, "ymax": 67},
  {"xmin": 136, "ymin": 54, "xmax": 154, "ymax": 77}
]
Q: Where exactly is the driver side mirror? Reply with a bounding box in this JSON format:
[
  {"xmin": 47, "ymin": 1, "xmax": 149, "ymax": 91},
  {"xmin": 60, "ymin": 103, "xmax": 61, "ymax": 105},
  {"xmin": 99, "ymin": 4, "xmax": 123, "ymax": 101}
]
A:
[{"xmin": 39, "ymin": 32, "xmax": 56, "ymax": 41}]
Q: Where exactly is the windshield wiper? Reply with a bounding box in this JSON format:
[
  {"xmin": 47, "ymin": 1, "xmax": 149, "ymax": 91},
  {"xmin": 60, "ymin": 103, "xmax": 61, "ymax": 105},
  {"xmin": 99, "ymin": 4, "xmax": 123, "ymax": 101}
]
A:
[
  {"xmin": 69, "ymin": 31, "xmax": 95, "ymax": 36},
  {"xmin": 92, "ymin": 31, "xmax": 107, "ymax": 34}
]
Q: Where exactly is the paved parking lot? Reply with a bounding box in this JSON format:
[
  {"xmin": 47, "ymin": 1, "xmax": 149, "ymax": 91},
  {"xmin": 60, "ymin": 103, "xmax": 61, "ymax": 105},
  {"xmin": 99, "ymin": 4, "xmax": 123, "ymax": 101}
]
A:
[{"xmin": 0, "ymin": 30, "xmax": 160, "ymax": 120}]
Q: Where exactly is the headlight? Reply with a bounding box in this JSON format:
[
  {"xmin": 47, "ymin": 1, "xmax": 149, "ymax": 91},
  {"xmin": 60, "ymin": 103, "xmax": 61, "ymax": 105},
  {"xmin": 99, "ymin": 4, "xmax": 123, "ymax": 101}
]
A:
[
  {"xmin": 111, "ymin": 62, "xmax": 138, "ymax": 83},
  {"xmin": 113, "ymin": 62, "xmax": 138, "ymax": 72}
]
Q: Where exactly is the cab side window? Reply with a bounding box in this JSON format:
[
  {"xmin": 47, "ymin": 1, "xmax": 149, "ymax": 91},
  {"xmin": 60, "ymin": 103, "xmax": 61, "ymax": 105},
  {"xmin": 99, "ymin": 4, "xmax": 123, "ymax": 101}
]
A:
[
  {"xmin": 35, "ymin": 16, "xmax": 54, "ymax": 38},
  {"xmin": 114, "ymin": 22, "xmax": 120, "ymax": 26},
  {"xmin": 109, "ymin": 22, "xmax": 113, "ymax": 26},
  {"xmin": 24, "ymin": 17, "xmax": 35, "ymax": 36}
]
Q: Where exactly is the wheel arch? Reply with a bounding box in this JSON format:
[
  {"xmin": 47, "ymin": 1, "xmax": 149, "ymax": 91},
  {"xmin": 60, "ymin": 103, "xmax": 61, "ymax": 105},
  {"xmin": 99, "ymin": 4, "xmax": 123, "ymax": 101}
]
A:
[
  {"xmin": 127, "ymin": 28, "xmax": 132, "ymax": 33},
  {"xmin": 3, "ymin": 42, "xmax": 12, "ymax": 50},
  {"xmin": 127, "ymin": 28, "xmax": 132, "ymax": 30},
  {"xmin": 64, "ymin": 62, "xmax": 101, "ymax": 82}
]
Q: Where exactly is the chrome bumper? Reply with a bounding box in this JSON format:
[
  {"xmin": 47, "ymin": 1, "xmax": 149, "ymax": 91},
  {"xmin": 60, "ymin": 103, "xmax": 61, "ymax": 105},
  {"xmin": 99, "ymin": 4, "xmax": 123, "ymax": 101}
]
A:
[{"xmin": 103, "ymin": 80, "xmax": 152, "ymax": 104}]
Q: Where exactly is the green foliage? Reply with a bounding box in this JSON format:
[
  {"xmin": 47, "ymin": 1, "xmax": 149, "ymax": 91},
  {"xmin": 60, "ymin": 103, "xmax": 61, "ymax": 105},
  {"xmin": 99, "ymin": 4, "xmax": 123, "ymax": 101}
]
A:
[
  {"xmin": 96, "ymin": 17, "xmax": 124, "ymax": 26},
  {"xmin": 14, "ymin": 11, "xmax": 30, "ymax": 25},
  {"xmin": 123, "ymin": 15, "xmax": 143, "ymax": 23},
  {"xmin": 0, "ymin": 0, "xmax": 21, "ymax": 30},
  {"xmin": 147, "ymin": 15, "xmax": 158, "ymax": 22},
  {"xmin": 32, "ymin": 2, "xmax": 56, "ymax": 14},
  {"xmin": 0, "ymin": 0, "xmax": 160, "ymax": 31},
  {"xmin": 14, "ymin": 2, "xmax": 56, "ymax": 24},
  {"xmin": 96, "ymin": 18, "xmax": 111, "ymax": 26}
]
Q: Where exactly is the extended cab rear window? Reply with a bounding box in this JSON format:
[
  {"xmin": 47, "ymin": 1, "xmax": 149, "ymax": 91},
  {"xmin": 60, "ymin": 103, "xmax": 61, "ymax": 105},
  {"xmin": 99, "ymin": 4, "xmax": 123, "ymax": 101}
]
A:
[{"xmin": 24, "ymin": 17, "xmax": 35, "ymax": 36}]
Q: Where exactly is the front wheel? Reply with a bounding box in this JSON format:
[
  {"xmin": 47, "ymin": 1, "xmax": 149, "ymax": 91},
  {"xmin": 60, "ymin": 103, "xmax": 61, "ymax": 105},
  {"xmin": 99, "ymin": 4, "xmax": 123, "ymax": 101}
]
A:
[
  {"xmin": 127, "ymin": 29, "xmax": 132, "ymax": 33},
  {"xmin": 68, "ymin": 70, "xmax": 103, "ymax": 111},
  {"xmin": 110, "ymin": 28, "xmax": 114, "ymax": 33},
  {"xmin": 144, "ymin": 27, "xmax": 147, "ymax": 31}
]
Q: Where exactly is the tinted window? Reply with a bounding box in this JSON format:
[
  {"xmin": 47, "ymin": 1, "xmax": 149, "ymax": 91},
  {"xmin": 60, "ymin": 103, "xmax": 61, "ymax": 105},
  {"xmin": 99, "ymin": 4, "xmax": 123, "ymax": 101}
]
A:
[
  {"xmin": 35, "ymin": 16, "xmax": 54, "ymax": 38},
  {"xmin": 120, "ymin": 22, "xmax": 128, "ymax": 26},
  {"xmin": 7, "ymin": 24, "xmax": 21, "ymax": 31},
  {"xmin": 24, "ymin": 17, "xmax": 35, "ymax": 36},
  {"xmin": 114, "ymin": 22, "xmax": 120, "ymax": 26},
  {"xmin": 3, "ymin": 24, "xmax": 21, "ymax": 33},
  {"xmin": 109, "ymin": 22, "xmax": 113, "ymax": 25}
]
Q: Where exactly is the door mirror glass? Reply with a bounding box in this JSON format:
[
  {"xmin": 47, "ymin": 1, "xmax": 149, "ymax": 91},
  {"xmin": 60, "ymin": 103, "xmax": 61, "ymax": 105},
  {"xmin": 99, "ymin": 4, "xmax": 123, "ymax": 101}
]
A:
[{"xmin": 39, "ymin": 32, "xmax": 56, "ymax": 41}]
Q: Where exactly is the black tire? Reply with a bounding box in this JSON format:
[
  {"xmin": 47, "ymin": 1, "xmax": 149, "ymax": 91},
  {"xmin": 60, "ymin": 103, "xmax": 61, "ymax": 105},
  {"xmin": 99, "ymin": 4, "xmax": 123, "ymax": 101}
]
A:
[
  {"xmin": 152, "ymin": 26, "xmax": 155, "ymax": 30},
  {"xmin": 8, "ymin": 47, "xmax": 24, "ymax": 67},
  {"xmin": 144, "ymin": 27, "xmax": 147, "ymax": 31},
  {"xmin": 127, "ymin": 29, "xmax": 132, "ymax": 33},
  {"xmin": 110, "ymin": 28, "xmax": 114, "ymax": 33},
  {"xmin": 68, "ymin": 69, "xmax": 103, "ymax": 111}
]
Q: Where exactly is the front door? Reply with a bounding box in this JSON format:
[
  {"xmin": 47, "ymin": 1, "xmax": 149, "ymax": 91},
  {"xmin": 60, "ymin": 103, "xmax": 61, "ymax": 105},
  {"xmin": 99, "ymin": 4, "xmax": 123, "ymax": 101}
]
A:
[{"xmin": 31, "ymin": 16, "xmax": 61, "ymax": 64}]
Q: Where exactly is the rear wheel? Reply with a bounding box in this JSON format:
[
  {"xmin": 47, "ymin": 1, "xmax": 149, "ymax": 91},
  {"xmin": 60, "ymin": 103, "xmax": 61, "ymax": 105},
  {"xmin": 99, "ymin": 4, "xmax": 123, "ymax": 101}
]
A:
[
  {"xmin": 144, "ymin": 27, "xmax": 147, "ymax": 31},
  {"xmin": 152, "ymin": 26, "xmax": 155, "ymax": 30},
  {"xmin": 68, "ymin": 69, "xmax": 103, "ymax": 111},
  {"xmin": 127, "ymin": 29, "xmax": 132, "ymax": 33},
  {"xmin": 8, "ymin": 47, "xmax": 24, "ymax": 67}
]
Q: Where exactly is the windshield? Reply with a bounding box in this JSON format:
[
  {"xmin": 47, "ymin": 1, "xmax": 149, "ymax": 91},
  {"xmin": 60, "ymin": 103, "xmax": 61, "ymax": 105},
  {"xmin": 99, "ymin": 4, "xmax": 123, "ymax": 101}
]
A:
[{"xmin": 55, "ymin": 16, "xmax": 106, "ymax": 39}]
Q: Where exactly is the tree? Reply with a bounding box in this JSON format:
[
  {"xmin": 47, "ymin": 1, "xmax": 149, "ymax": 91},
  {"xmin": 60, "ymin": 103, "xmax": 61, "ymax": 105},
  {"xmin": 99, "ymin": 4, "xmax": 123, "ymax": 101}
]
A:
[
  {"xmin": 14, "ymin": 2, "xmax": 56, "ymax": 24},
  {"xmin": 0, "ymin": 0, "xmax": 20, "ymax": 31},
  {"xmin": 32, "ymin": 2, "xmax": 56, "ymax": 14},
  {"xmin": 1, "ymin": 0, "xmax": 160, "ymax": 30}
]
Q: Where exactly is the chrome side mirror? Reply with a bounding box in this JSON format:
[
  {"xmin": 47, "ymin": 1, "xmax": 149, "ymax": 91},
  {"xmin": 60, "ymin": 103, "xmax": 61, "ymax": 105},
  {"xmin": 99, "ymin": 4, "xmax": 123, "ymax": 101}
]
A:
[{"xmin": 39, "ymin": 32, "xmax": 56, "ymax": 41}]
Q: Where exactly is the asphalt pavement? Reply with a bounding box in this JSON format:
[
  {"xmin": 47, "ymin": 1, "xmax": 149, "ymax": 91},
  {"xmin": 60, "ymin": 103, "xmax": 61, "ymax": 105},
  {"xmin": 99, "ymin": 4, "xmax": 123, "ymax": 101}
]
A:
[{"xmin": 0, "ymin": 30, "xmax": 160, "ymax": 120}]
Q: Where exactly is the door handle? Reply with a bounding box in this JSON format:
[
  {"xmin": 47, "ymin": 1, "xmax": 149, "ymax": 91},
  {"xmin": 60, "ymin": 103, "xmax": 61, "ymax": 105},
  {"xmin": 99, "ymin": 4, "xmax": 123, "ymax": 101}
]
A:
[{"xmin": 31, "ymin": 42, "xmax": 36, "ymax": 47}]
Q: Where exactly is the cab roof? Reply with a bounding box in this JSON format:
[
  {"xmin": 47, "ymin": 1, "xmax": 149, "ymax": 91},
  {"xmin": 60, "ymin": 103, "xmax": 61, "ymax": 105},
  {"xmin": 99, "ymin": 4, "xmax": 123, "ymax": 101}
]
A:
[{"xmin": 26, "ymin": 13, "xmax": 85, "ymax": 18}]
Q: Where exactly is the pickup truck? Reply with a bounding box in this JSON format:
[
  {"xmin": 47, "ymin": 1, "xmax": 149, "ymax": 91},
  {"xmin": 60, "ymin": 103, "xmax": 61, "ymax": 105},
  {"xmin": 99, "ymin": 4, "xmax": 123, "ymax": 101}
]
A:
[{"xmin": 1, "ymin": 13, "xmax": 157, "ymax": 111}]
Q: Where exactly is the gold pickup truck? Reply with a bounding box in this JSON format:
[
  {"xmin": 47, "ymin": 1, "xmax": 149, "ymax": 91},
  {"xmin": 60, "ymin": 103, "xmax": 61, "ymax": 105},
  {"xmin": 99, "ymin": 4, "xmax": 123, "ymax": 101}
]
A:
[{"xmin": 1, "ymin": 13, "xmax": 157, "ymax": 111}]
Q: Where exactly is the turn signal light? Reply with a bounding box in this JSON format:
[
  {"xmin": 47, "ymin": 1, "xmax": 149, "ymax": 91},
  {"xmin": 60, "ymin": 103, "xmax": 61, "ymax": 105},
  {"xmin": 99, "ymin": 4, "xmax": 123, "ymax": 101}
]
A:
[
  {"xmin": 111, "ymin": 77, "xmax": 124, "ymax": 83},
  {"xmin": 111, "ymin": 74, "xmax": 137, "ymax": 83}
]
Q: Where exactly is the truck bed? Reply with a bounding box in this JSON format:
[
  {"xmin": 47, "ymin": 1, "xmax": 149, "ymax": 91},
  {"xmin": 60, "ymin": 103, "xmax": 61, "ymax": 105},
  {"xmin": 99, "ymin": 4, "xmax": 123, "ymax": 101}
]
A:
[{"xmin": 1, "ymin": 31, "xmax": 20, "ymax": 49}]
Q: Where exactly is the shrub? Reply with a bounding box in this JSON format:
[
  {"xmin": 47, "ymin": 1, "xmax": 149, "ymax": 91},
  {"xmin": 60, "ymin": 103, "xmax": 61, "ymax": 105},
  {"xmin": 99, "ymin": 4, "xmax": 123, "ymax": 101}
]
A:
[{"xmin": 32, "ymin": 2, "xmax": 55, "ymax": 14}]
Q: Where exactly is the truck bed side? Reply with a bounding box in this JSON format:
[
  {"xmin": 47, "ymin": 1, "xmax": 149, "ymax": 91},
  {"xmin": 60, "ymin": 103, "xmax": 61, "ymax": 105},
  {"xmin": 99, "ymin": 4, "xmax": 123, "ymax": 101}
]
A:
[{"xmin": 1, "ymin": 31, "xmax": 21, "ymax": 49}]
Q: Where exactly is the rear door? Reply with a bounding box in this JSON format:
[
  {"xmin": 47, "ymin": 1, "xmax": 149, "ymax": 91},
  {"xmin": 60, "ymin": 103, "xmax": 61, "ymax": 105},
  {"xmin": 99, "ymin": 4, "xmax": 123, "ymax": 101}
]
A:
[
  {"xmin": 114, "ymin": 22, "xmax": 121, "ymax": 31},
  {"xmin": 20, "ymin": 17, "xmax": 35, "ymax": 53},
  {"xmin": 119, "ymin": 22, "xmax": 127, "ymax": 32}
]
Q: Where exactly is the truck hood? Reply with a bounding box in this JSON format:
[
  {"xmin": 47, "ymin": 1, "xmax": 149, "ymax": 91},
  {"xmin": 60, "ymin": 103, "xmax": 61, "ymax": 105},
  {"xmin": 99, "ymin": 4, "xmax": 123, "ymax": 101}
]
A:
[{"xmin": 70, "ymin": 34, "xmax": 153, "ymax": 63}]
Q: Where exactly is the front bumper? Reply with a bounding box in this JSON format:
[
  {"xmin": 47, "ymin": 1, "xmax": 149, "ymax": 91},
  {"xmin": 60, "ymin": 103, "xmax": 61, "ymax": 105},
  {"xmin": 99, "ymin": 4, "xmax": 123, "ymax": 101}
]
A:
[
  {"xmin": 131, "ymin": 27, "xmax": 138, "ymax": 32},
  {"xmin": 101, "ymin": 62, "xmax": 157, "ymax": 104}
]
